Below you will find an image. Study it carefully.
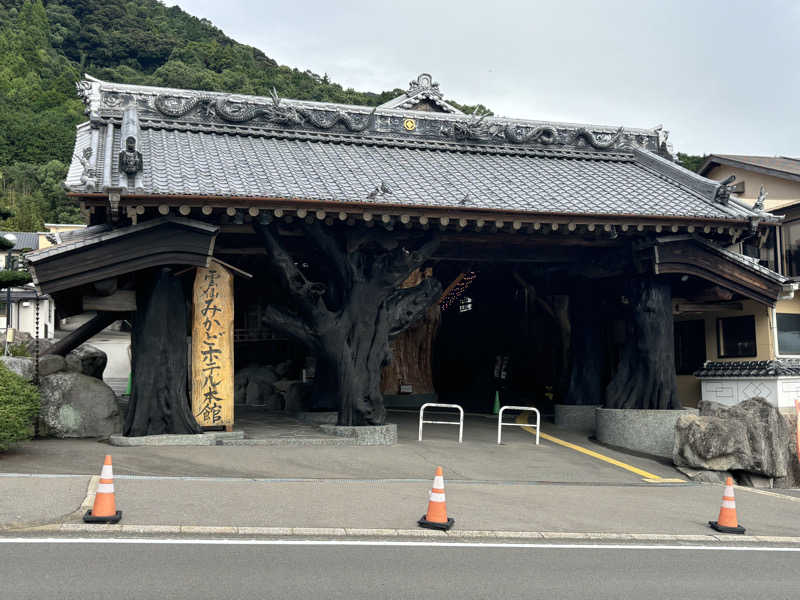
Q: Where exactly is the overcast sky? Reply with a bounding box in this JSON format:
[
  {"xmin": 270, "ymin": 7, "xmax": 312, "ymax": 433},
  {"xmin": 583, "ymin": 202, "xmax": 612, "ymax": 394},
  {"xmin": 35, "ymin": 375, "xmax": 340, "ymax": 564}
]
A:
[{"xmin": 167, "ymin": 0, "xmax": 799, "ymax": 157}]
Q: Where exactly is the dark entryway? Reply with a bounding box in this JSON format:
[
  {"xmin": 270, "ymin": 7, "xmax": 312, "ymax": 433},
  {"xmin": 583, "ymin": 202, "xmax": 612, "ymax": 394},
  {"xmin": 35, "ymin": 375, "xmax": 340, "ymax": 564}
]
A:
[{"xmin": 433, "ymin": 265, "xmax": 568, "ymax": 414}]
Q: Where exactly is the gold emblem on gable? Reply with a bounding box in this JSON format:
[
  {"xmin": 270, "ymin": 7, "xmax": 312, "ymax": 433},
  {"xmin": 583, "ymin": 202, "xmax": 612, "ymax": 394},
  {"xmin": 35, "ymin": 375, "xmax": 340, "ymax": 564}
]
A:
[{"xmin": 403, "ymin": 118, "xmax": 416, "ymax": 131}]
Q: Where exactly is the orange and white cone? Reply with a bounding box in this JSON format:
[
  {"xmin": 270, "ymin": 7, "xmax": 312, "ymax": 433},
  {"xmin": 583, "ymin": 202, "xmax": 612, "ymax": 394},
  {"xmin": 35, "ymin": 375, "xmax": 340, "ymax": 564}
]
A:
[
  {"xmin": 418, "ymin": 466, "xmax": 454, "ymax": 531},
  {"xmin": 83, "ymin": 455, "xmax": 122, "ymax": 523},
  {"xmin": 708, "ymin": 476, "xmax": 744, "ymax": 534}
]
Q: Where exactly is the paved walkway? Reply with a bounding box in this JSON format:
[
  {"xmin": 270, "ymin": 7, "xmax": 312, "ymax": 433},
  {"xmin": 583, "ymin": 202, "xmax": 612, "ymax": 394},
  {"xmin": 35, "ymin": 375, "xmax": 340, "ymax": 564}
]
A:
[
  {"xmin": 4, "ymin": 409, "xmax": 800, "ymax": 540},
  {"xmin": 0, "ymin": 411, "xmax": 682, "ymax": 482}
]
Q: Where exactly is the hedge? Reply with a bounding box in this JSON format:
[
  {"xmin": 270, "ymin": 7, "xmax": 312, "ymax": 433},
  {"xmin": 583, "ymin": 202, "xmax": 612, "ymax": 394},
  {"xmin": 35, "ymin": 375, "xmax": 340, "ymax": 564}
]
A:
[{"xmin": 0, "ymin": 362, "xmax": 40, "ymax": 451}]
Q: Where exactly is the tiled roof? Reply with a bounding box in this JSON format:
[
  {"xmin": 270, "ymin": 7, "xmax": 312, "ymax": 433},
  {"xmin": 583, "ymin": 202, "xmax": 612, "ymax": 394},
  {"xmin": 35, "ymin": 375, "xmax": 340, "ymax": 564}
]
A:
[
  {"xmin": 64, "ymin": 76, "xmax": 777, "ymax": 223},
  {"xmin": 0, "ymin": 231, "xmax": 40, "ymax": 251},
  {"xmin": 700, "ymin": 155, "xmax": 800, "ymax": 180},
  {"xmin": 69, "ymin": 126, "xmax": 760, "ymax": 220},
  {"xmin": 695, "ymin": 360, "xmax": 800, "ymax": 378}
]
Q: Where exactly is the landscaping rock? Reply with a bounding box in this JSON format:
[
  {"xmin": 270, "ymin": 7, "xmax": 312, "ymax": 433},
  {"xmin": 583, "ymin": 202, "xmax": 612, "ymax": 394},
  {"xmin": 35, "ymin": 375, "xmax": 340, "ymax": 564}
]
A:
[
  {"xmin": 283, "ymin": 381, "xmax": 311, "ymax": 412},
  {"xmin": 234, "ymin": 365, "xmax": 281, "ymax": 407},
  {"xmin": 38, "ymin": 354, "xmax": 65, "ymax": 377},
  {"xmin": 775, "ymin": 414, "xmax": 800, "ymax": 488},
  {"xmin": 38, "ymin": 372, "xmax": 122, "ymax": 438},
  {"xmin": 734, "ymin": 472, "xmax": 774, "ymax": 488},
  {"xmin": 673, "ymin": 397, "xmax": 790, "ymax": 478},
  {"xmin": 0, "ymin": 356, "xmax": 34, "ymax": 381},
  {"xmin": 64, "ymin": 343, "xmax": 107, "ymax": 379},
  {"xmin": 13, "ymin": 331, "xmax": 54, "ymax": 356},
  {"xmin": 673, "ymin": 465, "xmax": 731, "ymax": 484}
]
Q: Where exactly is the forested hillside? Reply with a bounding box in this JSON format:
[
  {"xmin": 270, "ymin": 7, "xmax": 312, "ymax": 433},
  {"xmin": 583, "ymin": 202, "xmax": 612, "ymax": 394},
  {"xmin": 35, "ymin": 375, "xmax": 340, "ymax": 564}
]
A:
[{"xmin": 0, "ymin": 0, "xmax": 700, "ymax": 231}]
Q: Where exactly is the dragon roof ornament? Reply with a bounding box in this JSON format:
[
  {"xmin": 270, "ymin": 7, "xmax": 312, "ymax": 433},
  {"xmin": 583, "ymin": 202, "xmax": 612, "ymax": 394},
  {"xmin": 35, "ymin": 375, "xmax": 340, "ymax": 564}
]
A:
[{"xmin": 75, "ymin": 75, "xmax": 671, "ymax": 157}]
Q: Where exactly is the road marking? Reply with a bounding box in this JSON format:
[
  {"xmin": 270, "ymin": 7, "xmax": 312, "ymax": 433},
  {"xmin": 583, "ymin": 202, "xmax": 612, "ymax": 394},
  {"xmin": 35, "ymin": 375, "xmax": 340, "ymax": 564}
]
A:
[
  {"xmin": 0, "ymin": 472, "xmax": 692, "ymax": 486},
  {"xmin": 515, "ymin": 413, "xmax": 676, "ymax": 483},
  {"xmin": 0, "ymin": 537, "xmax": 799, "ymax": 551}
]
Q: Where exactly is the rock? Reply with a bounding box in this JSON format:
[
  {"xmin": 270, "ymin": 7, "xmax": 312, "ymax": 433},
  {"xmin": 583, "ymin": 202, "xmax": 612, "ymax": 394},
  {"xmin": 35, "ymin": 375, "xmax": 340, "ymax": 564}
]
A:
[
  {"xmin": 274, "ymin": 360, "xmax": 291, "ymax": 378},
  {"xmin": 0, "ymin": 356, "xmax": 35, "ymax": 381},
  {"xmin": 734, "ymin": 472, "xmax": 774, "ymax": 488},
  {"xmin": 283, "ymin": 381, "xmax": 311, "ymax": 412},
  {"xmin": 673, "ymin": 397, "xmax": 790, "ymax": 478},
  {"xmin": 674, "ymin": 465, "xmax": 731, "ymax": 484},
  {"xmin": 13, "ymin": 331, "xmax": 54, "ymax": 356},
  {"xmin": 234, "ymin": 365, "xmax": 281, "ymax": 408},
  {"xmin": 64, "ymin": 343, "xmax": 107, "ymax": 379},
  {"xmin": 775, "ymin": 414, "xmax": 800, "ymax": 488},
  {"xmin": 38, "ymin": 354, "xmax": 65, "ymax": 377},
  {"xmin": 38, "ymin": 372, "xmax": 122, "ymax": 438}
]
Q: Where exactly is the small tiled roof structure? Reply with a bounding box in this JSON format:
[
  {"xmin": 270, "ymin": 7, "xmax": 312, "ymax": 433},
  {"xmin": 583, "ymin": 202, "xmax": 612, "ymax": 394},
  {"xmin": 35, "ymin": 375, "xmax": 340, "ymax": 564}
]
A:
[
  {"xmin": 699, "ymin": 155, "xmax": 800, "ymax": 182},
  {"xmin": 0, "ymin": 231, "xmax": 40, "ymax": 251},
  {"xmin": 695, "ymin": 360, "xmax": 800, "ymax": 378},
  {"xmin": 65, "ymin": 74, "xmax": 778, "ymax": 225}
]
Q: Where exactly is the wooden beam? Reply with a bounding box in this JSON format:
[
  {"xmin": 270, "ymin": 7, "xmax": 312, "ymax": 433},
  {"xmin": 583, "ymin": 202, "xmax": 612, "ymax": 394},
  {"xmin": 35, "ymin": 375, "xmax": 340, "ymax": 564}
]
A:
[
  {"xmin": 46, "ymin": 312, "xmax": 119, "ymax": 356},
  {"xmin": 83, "ymin": 291, "xmax": 137, "ymax": 312}
]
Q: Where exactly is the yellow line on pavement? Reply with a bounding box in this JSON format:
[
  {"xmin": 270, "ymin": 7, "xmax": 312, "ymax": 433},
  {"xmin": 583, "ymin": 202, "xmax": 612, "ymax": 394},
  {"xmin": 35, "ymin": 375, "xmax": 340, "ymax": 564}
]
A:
[{"xmin": 515, "ymin": 413, "xmax": 673, "ymax": 482}]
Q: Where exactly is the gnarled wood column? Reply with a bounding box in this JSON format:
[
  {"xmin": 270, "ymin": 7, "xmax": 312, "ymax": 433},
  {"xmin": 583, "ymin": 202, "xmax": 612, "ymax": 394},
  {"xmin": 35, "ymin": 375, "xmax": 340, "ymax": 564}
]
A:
[{"xmin": 604, "ymin": 275, "xmax": 679, "ymax": 410}]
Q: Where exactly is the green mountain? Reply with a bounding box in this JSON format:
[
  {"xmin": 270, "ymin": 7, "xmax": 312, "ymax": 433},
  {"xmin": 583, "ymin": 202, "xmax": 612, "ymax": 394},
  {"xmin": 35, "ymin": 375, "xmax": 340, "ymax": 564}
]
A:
[{"xmin": 0, "ymin": 0, "xmax": 699, "ymax": 231}]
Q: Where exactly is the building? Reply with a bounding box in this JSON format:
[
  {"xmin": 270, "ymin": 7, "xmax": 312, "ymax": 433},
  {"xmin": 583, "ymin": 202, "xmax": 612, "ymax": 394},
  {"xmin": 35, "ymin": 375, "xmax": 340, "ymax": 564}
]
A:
[
  {"xmin": 681, "ymin": 155, "xmax": 800, "ymax": 410},
  {"xmin": 24, "ymin": 74, "xmax": 796, "ymax": 435},
  {"xmin": 0, "ymin": 230, "xmax": 57, "ymax": 340}
]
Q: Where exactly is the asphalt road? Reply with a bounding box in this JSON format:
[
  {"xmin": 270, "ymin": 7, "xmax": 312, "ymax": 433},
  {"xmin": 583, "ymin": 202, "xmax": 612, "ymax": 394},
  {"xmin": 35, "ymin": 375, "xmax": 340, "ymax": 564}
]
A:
[{"xmin": 2, "ymin": 538, "xmax": 798, "ymax": 599}]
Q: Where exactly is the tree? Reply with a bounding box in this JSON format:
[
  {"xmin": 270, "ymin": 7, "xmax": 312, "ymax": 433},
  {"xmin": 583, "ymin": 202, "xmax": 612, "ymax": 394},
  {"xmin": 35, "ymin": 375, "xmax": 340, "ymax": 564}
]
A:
[
  {"xmin": 604, "ymin": 276, "xmax": 679, "ymax": 410},
  {"xmin": 677, "ymin": 153, "xmax": 707, "ymax": 173},
  {"xmin": 124, "ymin": 269, "xmax": 201, "ymax": 435},
  {"xmin": 254, "ymin": 222, "xmax": 442, "ymax": 425}
]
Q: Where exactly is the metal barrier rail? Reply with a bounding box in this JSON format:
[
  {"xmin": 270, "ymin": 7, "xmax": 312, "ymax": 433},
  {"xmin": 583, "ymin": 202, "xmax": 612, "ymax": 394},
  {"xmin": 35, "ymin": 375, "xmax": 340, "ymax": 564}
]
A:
[
  {"xmin": 418, "ymin": 403, "xmax": 464, "ymax": 443},
  {"xmin": 497, "ymin": 405, "xmax": 540, "ymax": 445}
]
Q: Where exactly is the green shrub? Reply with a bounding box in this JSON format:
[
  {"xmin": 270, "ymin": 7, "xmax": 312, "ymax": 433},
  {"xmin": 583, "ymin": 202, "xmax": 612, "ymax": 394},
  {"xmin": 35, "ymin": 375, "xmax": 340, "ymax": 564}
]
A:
[
  {"xmin": 0, "ymin": 270, "xmax": 33, "ymax": 287},
  {"xmin": 8, "ymin": 343, "xmax": 30, "ymax": 357},
  {"xmin": 0, "ymin": 361, "xmax": 40, "ymax": 451}
]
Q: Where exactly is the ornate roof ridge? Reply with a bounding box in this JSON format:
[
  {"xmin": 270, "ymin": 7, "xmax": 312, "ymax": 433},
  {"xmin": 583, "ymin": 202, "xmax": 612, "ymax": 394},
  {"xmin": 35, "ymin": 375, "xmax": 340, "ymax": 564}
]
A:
[{"xmin": 76, "ymin": 75, "xmax": 670, "ymax": 156}]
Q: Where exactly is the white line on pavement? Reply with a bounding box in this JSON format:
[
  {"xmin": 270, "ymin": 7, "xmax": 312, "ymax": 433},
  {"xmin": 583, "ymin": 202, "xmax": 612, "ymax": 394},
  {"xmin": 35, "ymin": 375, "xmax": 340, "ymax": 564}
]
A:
[{"xmin": 1, "ymin": 538, "xmax": 800, "ymax": 551}]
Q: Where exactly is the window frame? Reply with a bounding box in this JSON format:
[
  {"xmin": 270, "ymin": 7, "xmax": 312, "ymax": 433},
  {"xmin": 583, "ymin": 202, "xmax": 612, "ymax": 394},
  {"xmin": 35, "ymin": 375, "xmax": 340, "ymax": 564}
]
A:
[{"xmin": 774, "ymin": 311, "xmax": 800, "ymax": 358}]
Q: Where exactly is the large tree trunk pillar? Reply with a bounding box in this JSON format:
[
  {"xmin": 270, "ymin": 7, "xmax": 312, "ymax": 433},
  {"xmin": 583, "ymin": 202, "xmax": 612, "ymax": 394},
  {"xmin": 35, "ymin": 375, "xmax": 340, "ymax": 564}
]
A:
[
  {"xmin": 604, "ymin": 276, "xmax": 679, "ymax": 410},
  {"xmin": 564, "ymin": 285, "xmax": 605, "ymax": 405},
  {"xmin": 381, "ymin": 305, "xmax": 441, "ymax": 396},
  {"xmin": 124, "ymin": 269, "xmax": 202, "ymax": 436}
]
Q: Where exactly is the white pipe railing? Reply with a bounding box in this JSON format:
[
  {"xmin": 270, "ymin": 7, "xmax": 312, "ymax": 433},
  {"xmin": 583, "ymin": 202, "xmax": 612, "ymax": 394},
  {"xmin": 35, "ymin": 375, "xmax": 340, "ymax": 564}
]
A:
[
  {"xmin": 418, "ymin": 403, "xmax": 464, "ymax": 443},
  {"xmin": 497, "ymin": 405, "xmax": 540, "ymax": 445}
]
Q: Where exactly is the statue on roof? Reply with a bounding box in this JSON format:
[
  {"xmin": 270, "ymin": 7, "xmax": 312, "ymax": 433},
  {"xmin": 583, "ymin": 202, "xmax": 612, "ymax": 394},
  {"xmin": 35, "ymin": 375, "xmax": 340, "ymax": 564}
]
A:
[
  {"xmin": 119, "ymin": 136, "xmax": 143, "ymax": 176},
  {"xmin": 754, "ymin": 185, "xmax": 768, "ymax": 212}
]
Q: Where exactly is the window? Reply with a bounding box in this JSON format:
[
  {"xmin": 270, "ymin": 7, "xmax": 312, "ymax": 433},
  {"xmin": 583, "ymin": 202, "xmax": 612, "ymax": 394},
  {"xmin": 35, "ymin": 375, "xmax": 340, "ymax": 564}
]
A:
[
  {"xmin": 776, "ymin": 313, "xmax": 800, "ymax": 355},
  {"xmin": 744, "ymin": 226, "xmax": 779, "ymax": 273},
  {"xmin": 674, "ymin": 320, "xmax": 706, "ymax": 375},
  {"xmin": 717, "ymin": 315, "xmax": 757, "ymax": 358},
  {"xmin": 783, "ymin": 221, "xmax": 800, "ymax": 277}
]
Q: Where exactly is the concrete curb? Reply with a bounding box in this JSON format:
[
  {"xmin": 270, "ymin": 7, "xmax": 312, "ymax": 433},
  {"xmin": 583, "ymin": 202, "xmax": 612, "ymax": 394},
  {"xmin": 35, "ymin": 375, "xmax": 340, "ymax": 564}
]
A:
[
  {"xmin": 0, "ymin": 475, "xmax": 98, "ymax": 532},
  {"xmin": 9, "ymin": 523, "xmax": 800, "ymax": 544}
]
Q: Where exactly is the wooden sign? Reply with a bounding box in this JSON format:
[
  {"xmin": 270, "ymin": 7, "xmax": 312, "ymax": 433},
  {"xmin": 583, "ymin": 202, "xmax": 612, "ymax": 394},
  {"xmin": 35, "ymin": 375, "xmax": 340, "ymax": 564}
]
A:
[{"xmin": 191, "ymin": 264, "xmax": 234, "ymax": 428}]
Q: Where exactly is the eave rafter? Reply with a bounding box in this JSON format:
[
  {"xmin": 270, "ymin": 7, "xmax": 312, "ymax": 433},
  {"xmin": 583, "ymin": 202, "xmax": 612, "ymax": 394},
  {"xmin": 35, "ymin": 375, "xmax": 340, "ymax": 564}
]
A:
[{"xmin": 73, "ymin": 193, "xmax": 755, "ymax": 242}]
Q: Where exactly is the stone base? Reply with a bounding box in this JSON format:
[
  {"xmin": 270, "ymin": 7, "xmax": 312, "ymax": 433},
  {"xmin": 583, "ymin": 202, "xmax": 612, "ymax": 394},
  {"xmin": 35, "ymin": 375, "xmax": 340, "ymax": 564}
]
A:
[
  {"xmin": 554, "ymin": 404, "xmax": 600, "ymax": 434},
  {"xmin": 319, "ymin": 423, "xmax": 397, "ymax": 446},
  {"xmin": 109, "ymin": 431, "xmax": 244, "ymax": 446},
  {"xmin": 596, "ymin": 408, "xmax": 697, "ymax": 459}
]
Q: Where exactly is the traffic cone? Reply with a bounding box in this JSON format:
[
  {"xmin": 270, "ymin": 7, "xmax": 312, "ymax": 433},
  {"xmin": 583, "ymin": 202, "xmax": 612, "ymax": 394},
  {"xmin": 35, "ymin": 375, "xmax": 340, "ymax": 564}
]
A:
[
  {"xmin": 708, "ymin": 476, "xmax": 744, "ymax": 534},
  {"xmin": 492, "ymin": 391, "xmax": 500, "ymax": 415},
  {"xmin": 83, "ymin": 455, "xmax": 123, "ymax": 523},
  {"xmin": 418, "ymin": 466, "xmax": 454, "ymax": 531}
]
